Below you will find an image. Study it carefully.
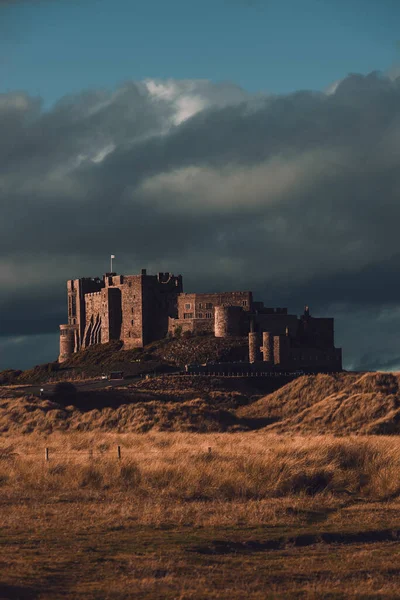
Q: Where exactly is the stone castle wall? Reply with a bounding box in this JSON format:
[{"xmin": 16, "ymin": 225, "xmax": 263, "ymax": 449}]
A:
[
  {"xmin": 120, "ymin": 275, "xmax": 144, "ymax": 348},
  {"xmin": 170, "ymin": 291, "xmax": 252, "ymax": 336},
  {"xmin": 59, "ymin": 271, "xmax": 342, "ymax": 372}
]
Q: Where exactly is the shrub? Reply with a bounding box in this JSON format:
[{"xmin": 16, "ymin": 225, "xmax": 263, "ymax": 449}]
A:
[
  {"xmin": 0, "ymin": 369, "xmax": 22, "ymax": 385},
  {"xmin": 119, "ymin": 463, "xmax": 142, "ymax": 489},
  {"xmin": 78, "ymin": 466, "xmax": 104, "ymax": 489}
]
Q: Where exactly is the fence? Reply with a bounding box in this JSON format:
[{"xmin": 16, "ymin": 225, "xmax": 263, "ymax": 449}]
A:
[
  {"xmin": 180, "ymin": 371, "xmax": 336, "ymax": 377},
  {"xmin": 31, "ymin": 446, "xmax": 214, "ymax": 462}
]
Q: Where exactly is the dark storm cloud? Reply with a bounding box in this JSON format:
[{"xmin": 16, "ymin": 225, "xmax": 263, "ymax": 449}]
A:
[{"xmin": 1, "ymin": 73, "xmax": 400, "ymax": 370}]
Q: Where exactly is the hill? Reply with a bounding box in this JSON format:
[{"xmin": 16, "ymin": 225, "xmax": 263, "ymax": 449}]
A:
[
  {"xmin": 0, "ymin": 375, "xmax": 266, "ymax": 434},
  {"xmin": 238, "ymin": 372, "xmax": 400, "ymax": 434},
  {"xmin": 4, "ymin": 371, "xmax": 400, "ymax": 435},
  {"xmin": 0, "ymin": 334, "xmax": 248, "ymax": 385}
]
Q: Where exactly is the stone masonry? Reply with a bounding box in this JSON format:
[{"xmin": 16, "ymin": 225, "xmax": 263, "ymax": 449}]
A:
[{"xmin": 59, "ymin": 269, "xmax": 342, "ymax": 372}]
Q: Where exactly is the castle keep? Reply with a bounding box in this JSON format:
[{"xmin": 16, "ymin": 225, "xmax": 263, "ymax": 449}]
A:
[{"xmin": 59, "ymin": 270, "xmax": 342, "ymax": 372}]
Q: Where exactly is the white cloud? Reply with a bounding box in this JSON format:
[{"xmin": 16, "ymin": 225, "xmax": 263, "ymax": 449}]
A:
[
  {"xmin": 386, "ymin": 65, "xmax": 400, "ymax": 81},
  {"xmin": 91, "ymin": 143, "xmax": 116, "ymax": 163},
  {"xmin": 324, "ymin": 78, "xmax": 343, "ymax": 95},
  {"xmin": 0, "ymin": 92, "xmax": 30, "ymax": 111},
  {"xmin": 144, "ymin": 78, "xmax": 248, "ymax": 125},
  {"xmin": 138, "ymin": 151, "xmax": 325, "ymax": 214}
]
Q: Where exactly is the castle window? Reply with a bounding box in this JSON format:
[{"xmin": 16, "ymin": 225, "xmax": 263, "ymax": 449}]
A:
[
  {"xmin": 183, "ymin": 313, "xmax": 193, "ymax": 319},
  {"xmin": 131, "ymin": 319, "xmax": 134, "ymax": 326},
  {"xmin": 205, "ymin": 303, "xmax": 213, "ymax": 309},
  {"xmin": 205, "ymin": 312, "xmax": 212, "ymax": 319},
  {"xmin": 131, "ymin": 307, "xmax": 134, "ymax": 314},
  {"xmin": 128, "ymin": 331, "xmax": 131, "ymax": 338},
  {"xmin": 185, "ymin": 303, "xmax": 191, "ymax": 310},
  {"xmin": 242, "ymin": 300, "xmax": 247, "ymax": 306},
  {"xmin": 198, "ymin": 313, "xmax": 203, "ymax": 319},
  {"xmin": 128, "ymin": 282, "xmax": 132, "ymax": 287},
  {"xmin": 199, "ymin": 303, "xmax": 203, "ymax": 309}
]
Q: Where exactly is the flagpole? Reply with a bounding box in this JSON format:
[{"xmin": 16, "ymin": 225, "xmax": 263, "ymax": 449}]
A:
[{"xmin": 111, "ymin": 255, "xmax": 113, "ymax": 273}]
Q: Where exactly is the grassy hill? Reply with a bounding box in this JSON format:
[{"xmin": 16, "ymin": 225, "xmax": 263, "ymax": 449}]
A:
[
  {"xmin": 0, "ymin": 375, "xmax": 282, "ymax": 434},
  {"xmin": 0, "ymin": 334, "xmax": 248, "ymax": 385},
  {"xmin": 4, "ymin": 371, "xmax": 400, "ymax": 435},
  {"xmin": 238, "ymin": 371, "xmax": 400, "ymax": 434}
]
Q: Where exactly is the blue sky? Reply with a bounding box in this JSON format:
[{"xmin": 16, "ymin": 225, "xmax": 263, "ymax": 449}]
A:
[{"xmin": 1, "ymin": 0, "xmax": 399, "ymax": 107}]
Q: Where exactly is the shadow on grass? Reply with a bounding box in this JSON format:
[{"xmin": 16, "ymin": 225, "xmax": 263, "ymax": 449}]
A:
[
  {"xmin": 238, "ymin": 417, "xmax": 280, "ymax": 430},
  {"xmin": 191, "ymin": 528, "xmax": 400, "ymax": 555},
  {"xmin": 48, "ymin": 388, "xmax": 274, "ymax": 431},
  {"xmin": 0, "ymin": 583, "xmax": 38, "ymax": 599},
  {"xmin": 53, "ymin": 389, "xmax": 141, "ymax": 411}
]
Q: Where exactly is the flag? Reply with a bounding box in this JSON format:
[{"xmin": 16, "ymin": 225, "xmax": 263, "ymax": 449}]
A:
[{"xmin": 111, "ymin": 254, "xmax": 115, "ymax": 259}]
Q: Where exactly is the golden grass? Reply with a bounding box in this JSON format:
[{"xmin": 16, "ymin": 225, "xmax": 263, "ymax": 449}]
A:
[
  {"xmin": 6, "ymin": 371, "xmax": 400, "ymax": 436},
  {"xmin": 4, "ymin": 372, "xmax": 400, "ymax": 597},
  {"xmin": 239, "ymin": 372, "xmax": 400, "ymax": 434},
  {"xmin": 0, "ymin": 394, "xmax": 242, "ymax": 434},
  {"xmin": 2, "ymin": 432, "xmax": 400, "ymax": 506},
  {"xmin": 3, "ymin": 432, "xmax": 400, "ymax": 598},
  {"xmin": 3, "ymin": 494, "xmax": 400, "ymax": 599}
]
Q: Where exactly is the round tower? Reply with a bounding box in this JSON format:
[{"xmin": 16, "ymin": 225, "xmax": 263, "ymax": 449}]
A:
[
  {"xmin": 262, "ymin": 331, "xmax": 274, "ymax": 364},
  {"xmin": 214, "ymin": 305, "xmax": 243, "ymax": 338},
  {"xmin": 248, "ymin": 332, "xmax": 261, "ymax": 363},
  {"xmin": 59, "ymin": 324, "xmax": 77, "ymax": 363}
]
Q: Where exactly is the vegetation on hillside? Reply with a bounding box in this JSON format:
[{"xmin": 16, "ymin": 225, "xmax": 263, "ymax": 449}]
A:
[
  {"xmin": 5, "ymin": 372, "xmax": 400, "ymax": 435},
  {"xmin": 0, "ymin": 334, "xmax": 248, "ymax": 384},
  {"xmin": 239, "ymin": 372, "xmax": 400, "ymax": 434}
]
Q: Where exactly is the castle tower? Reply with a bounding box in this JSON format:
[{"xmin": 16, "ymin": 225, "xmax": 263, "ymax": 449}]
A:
[
  {"xmin": 262, "ymin": 332, "xmax": 274, "ymax": 364},
  {"xmin": 214, "ymin": 305, "xmax": 243, "ymax": 337},
  {"xmin": 273, "ymin": 334, "xmax": 290, "ymax": 366},
  {"xmin": 59, "ymin": 324, "xmax": 78, "ymax": 363},
  {"xmin": 248, "ymin": 332, "xmax": 261, "ymax": 363}
]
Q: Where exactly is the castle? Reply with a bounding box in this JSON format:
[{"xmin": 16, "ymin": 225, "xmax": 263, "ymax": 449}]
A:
[{"xmin": 59, "ymin": 269, "xmax": 342, "ymax": 372}]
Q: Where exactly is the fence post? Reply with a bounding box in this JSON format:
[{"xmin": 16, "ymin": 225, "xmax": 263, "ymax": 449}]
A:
[
  {"xmin": 45, "ymin": 448, "xmax": 49, "ymax": 462},
  {"xmin": 117, "ymin": 445, "xmax": 121, "ymax": 460}
]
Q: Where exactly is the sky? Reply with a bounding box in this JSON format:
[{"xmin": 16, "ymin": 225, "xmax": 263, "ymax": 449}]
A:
[{"xmin": 0, "ymin": 0, "xmax": 400, "ymax": 370}]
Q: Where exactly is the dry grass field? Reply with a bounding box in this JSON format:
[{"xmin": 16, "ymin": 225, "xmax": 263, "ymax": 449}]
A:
[
  {"xmin": 5, "ymin": 371, "xmax": 400, "ymax": 436},
  {"xmin": 2, "ymin": 432, "xmax": 400, "ymax": 599}
]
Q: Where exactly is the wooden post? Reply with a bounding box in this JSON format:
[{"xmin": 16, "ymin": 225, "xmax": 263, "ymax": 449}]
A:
[
  {"xmin": 117, "ymin": 446, "xmax": 121, "ymax": 460},
  {"xmin": 45, "ymin": 448, "xmax": 49, "ymax": 462}
]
